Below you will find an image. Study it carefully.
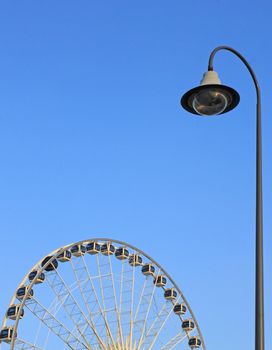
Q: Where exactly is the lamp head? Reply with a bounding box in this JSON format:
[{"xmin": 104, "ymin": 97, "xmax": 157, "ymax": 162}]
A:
[{"xmin": 181, "ymin": 70, "xmax": 240, "ymax": 116}]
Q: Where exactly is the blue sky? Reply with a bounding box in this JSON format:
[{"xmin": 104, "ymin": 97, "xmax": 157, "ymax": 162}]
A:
[{"xmin": 0, "ymin": 1, "xmax": 271, "ymax": 349}]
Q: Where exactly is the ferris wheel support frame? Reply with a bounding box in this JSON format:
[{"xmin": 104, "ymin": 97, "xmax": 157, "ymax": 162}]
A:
[{"xmin": 3, "ymin": 238, "xmax": 206, "ymax": 350}]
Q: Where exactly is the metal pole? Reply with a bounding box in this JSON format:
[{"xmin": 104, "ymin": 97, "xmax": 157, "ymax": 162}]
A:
[
  {"xmin": 256, "ymin": 96, "xmax": 264, "ymax": 350},
  {"xmin": 208, "ymin": 46, "xmax": 264, "ymax": 350}
]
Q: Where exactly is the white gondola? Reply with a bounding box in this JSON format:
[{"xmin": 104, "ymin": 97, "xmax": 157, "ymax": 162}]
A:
[
  {"xmin": 188, "ymin": 336, "xmax": 201, "ymax": 348},
  {"xmin": 142, "ymin": 263, "xmax": 155, "ymax": 276},
  {"xmin": 16, "ymin": 285, "xmax": 34, "ymax": 301},
  {"xmin": 70, "ymin": 245, "xmax": 86, "ymax": 257},
  {"xmin": 0, "ymin": 327, "xmax": 17, "ymax": 343},
  {"xmin": 28, "ymin": 270, "xmax": 45, "ymax": 284},
  {"xmin": 153, "ymin": 275, "xmax": 167, "ymax": 287},
  {"xmin": 41, "ymin": 256, "xmax": 58, "ymax": 271},
  {"xmin": 101, "ymin": 243, "xmax": 115, "ymax": 255},
  {"xmin": 57, "ymin": 250, "xmax": 72, "ymax": 262},
  {"xmin": 86, "ymin": 241, "xmax": 100, "ymax": 255},
  {"xmin": 6, "ymin": 304, "xmax": 24, "ymax": 320},
  {"xmin": 173, "ymin": 303, "xmax": 187, "ymax": 315},
  {"xmin": 129, "ymin": 254, "xmax": 142, "ymax": 266},
  {"xmin": 164, "ymin": 288, "xmax": 177, "ymax": 300},
  {"xmin": 182, "ymin": 319, "xmax": 195, "ymax": 331},
  {"xmin": 115, "ymin": 247, "xmax": 129, "ymax": 260}
]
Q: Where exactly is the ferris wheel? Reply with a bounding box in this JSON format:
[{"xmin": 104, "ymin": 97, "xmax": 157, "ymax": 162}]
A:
[{"xmin": 0, "ymin": 238, "xmax": 205, "ymax": 350}]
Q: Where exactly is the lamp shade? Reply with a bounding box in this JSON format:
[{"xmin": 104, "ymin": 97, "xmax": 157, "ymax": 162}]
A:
[{"xmin": 181, "ymin": 84, "xmax": 240, "ymax": 116}]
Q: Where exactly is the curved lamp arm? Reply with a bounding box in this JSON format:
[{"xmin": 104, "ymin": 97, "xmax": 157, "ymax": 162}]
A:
[
  {"xmin": 208, "ymin": 46, "xmax": 264, "ymax": 350},
  {"xmin": 208, "ymin": 46, "xmax": 261, "ymax": 100}
]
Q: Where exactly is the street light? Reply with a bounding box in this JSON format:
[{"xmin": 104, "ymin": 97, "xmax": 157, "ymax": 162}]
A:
[{"xmin": 180, "ymin": 46, "xmax": 264, "ymax": 350}]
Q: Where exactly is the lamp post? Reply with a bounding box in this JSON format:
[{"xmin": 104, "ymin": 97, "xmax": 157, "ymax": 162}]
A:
[{"xmin": 180, "ymin": 46, "xmax": 264, "ymax": 350}]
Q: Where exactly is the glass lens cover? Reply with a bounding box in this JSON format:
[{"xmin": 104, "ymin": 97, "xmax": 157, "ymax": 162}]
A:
[{"xmin": 192, "ymin": 88, "xmax": 229, "ymax": 116}]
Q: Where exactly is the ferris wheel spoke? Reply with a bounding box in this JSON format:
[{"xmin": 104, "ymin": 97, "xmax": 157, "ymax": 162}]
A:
[
  {"xmin": 119, "ymin": 260, "xmax": 125, "ymax": 323},
  {"xmin": 14, "ymin": 338, "xmax": 45, "ymax": 350},
  {"xmin": 40, "ymin": 324, "xmax": 53, "ymax": 350},
  {"xmin": 118, "ymin": 259, "xmax": 125, "ymax": 345},
  {"xmin": 118, "ymin": 254, "xmax": 134, "ymax": 347},
  {"xmin": 107, "ymin": 254, "xmax": 124, "ymax": 347},
  {"xmin": 138, "ymin": 291, "xmax": 177, "ymax": 349},
  {"xmin": 133, "ymin": 278, "xmax": 147, "ymax": 324},
  {"xmin": 30, "ymin": 293, "xmax": 71, "ymax": 350},
  {"xmin": 69, "ymin": 258, "xmax": 106, "ymax": 350},
  {"xmin": 60, "ymin": 327, "xmax": 89, "ymax": 350},
  {"xmin": 30, "ymin": 307, "xmax": 44, "ymax": 349},
  {"xmin": 128, "ymin": 259, "xmax": 135, "ymax": 350},
  {"xmin": 81, "ymin": 254, "xmax": 117, "ymax": 348},
  {"xmin": 131, "ymin": 276, "xmax": 148, "ymax": 347},
  {"xmin": 96, "ymin": 254, "xmax": 118, "ymax": 349},
  {"xmin": 135, "ymin": 268, "xmax": 161, "ymax": 347},
  {"xmin": 81, "ymin": 257, "xmax": 115, "ymax": 348},
  {"xmin": 24, "ymin": 297, "xmax": 86, "ymax": 349},
  {"xmin": 45, "ymin": 268, "xmax": 96, "ymax": 348},
  {"xmin": 68, "ymin": 321, "xmax": 100, "ymax": 350},
  {"xmin": 146, "ymin": 297, "xmax": 182, "ymax": 350},
  {"xmin": 45, "ymin": 279, "xmax": 85, "ymax": 345},
  {"xmin": 159, "ymin": 332, "xmax": 188, "ymax": 350}
]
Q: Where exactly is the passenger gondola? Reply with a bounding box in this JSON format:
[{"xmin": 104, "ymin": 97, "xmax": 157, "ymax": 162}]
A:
[
  {"xmin": 0, "ymin": 327, "xmax": 17, "ymax": 343},
  {"xmin": 16, "ymin": 286, "xmax": 34, "ymax": 301},
  {"xmin": 164, "ymin": 288, "xmax": 177, "ymax": 300},
  {"xmin": 41, "ymin": 256, "xmax": 58, "ymax": 271},
  {"xmin": 101, "ymin": 243, "xmax": 115, "ymax": 255},
  {"xmin": 115, "ymin": 247, "xmax": 129, "ymax": 260},
  {"xmin": 57, "ymin": 250, "xmax": 72, "ymax": 262},
  {"xmin": 129, "ymin": 254, "xmax": 142, "ymax": 266},
  {"xmin": 188, "ymin": 336, "xmax": 201, "ymax": 348},
  {"xmin": 182, "ymin": 319, "xmax": 195, "ymax": 331},
  {"xmin": 153, "ymin": 275, "xmax": 167, "ymax": 287},
  {"xmin": 28, "ymin": 270, "xmax": 45, "ymax": 284},
  {"xmin": 6, "ymin": 305, "xmax": 24, "ymax": 320},
  {"xmin": 70, "ymin": 244, "xmax": 86, "ymax": 257},
  {"xmin": 142, "ymin": 263, "xmax": 155, "ymax": 276},
  {"xmin": 86, "ymin": 241, "xmax": 100, "ymax": 255},
  {"xmin": 173, "ymin": 303, "xmax": 187, "ymax": 315}
]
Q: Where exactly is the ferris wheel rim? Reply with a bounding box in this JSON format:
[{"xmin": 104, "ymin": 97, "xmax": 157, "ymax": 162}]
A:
[{"xmin": 2, "ymin": 237, "xmax": 206, "ymax": 350}]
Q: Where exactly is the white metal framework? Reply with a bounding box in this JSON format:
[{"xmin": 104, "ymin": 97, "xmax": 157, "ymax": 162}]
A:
[{"xmin": 0, "ymin": 238, "xmax": 205, "ymax": 350}]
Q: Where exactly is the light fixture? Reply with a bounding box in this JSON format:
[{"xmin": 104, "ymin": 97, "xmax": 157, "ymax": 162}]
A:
[{"xmin": 181, "ymin": 70, "xmax": 240, "ymax": 116}]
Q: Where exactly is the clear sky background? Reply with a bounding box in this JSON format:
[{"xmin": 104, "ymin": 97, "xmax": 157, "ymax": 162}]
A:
[{"xmin": 0, "ymin": 1, "xmax": 271, "ymax": 349}]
